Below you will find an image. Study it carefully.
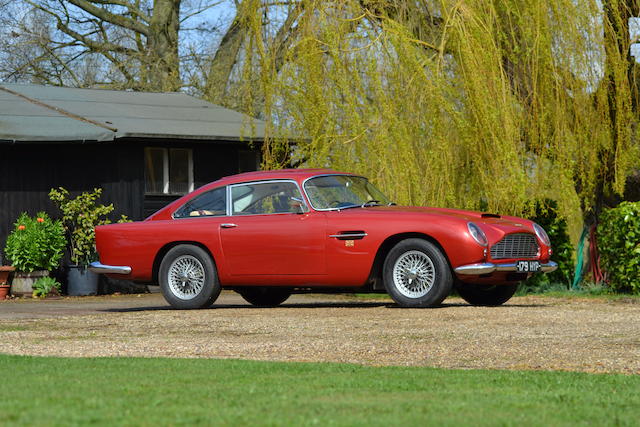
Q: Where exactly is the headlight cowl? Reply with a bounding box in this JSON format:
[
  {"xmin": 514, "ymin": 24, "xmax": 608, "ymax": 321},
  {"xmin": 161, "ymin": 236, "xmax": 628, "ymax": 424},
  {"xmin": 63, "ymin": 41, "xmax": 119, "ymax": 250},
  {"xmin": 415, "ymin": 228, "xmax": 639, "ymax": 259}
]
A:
[
  {"xmin": 533, "ymin": 223, "xmax": 551, "ymax": 246},
  {"xmin": 467, "ymin": 222, "xmax": 488, "ymax": 246}
]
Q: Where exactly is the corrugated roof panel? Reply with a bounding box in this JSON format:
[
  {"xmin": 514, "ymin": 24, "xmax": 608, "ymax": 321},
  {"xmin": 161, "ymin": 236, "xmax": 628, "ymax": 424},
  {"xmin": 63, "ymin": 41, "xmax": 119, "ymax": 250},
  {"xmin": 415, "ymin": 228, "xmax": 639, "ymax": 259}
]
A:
[
  {"xmin": 0, "ymin": 87, "xmax": 114, "ymax": 142},
  {"xmin": 0, "ymin": 84, "xmax": 265, "ymax": 142}
]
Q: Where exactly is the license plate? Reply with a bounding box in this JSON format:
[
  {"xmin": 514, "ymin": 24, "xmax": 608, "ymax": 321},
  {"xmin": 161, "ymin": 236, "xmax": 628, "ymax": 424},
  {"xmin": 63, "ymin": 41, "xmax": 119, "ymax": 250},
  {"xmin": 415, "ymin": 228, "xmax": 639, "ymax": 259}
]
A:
[{"xmin": 516, "ymin": 261, "xmax": 541, "ymax": 273}]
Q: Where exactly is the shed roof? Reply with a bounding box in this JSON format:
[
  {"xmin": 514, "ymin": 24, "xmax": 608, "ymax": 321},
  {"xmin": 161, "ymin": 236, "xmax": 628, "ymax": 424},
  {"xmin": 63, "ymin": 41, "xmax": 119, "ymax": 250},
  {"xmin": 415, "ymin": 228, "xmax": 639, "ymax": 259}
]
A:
[{"xmin": 0, "ymin": 83, "xmax": 265, "ymax": 143}]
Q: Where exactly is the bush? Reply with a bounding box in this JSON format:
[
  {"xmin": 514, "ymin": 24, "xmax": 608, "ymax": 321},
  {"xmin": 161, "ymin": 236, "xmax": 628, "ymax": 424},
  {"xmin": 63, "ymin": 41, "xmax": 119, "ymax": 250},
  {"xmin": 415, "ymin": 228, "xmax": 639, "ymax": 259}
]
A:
[
  {"xmin": 49, "ymin": 187, "xmax": 127, "ymax": 266},
  {"xmin": 598, "ymin": 201, "xmax": 640, "ymax": 293},
  {"xmin": 521, "ymin": 200, "xmax": 574, "ymax": 292},
  {"xmin": 4, "ymin": 212, "xmax": 66, "ymax": 272}
]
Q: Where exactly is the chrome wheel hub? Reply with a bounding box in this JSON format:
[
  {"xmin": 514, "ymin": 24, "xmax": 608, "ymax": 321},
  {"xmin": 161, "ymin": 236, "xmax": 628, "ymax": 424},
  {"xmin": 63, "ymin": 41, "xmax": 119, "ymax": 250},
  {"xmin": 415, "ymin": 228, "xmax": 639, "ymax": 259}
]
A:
[
  {"xmin": 392, "ymin": 250, "xmax": 435, "ymax": 298},
  {"xmin": 168, "ymin": 255, "xmax": 205, "ymax": 300}
]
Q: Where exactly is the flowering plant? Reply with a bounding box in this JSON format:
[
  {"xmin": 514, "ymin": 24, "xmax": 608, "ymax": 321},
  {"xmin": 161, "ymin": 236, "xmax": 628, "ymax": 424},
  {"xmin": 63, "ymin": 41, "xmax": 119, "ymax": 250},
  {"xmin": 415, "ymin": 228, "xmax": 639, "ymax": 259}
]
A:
[{"xmin": 4, "ymin": 212, "xmax": 66, "ymax": 272}]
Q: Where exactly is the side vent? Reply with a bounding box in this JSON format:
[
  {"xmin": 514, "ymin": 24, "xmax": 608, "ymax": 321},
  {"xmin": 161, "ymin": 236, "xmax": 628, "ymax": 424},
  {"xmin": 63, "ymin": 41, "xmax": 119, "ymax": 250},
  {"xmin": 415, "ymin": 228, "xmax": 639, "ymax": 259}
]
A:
[{"xmin": 329, "ymin": 230, "xmax": 367, "ymax": 240}]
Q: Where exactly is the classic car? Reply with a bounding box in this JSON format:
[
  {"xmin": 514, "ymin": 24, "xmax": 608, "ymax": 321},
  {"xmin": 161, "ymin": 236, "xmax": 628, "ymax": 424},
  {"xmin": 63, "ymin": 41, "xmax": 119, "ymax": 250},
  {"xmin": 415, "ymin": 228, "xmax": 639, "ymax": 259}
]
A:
[{"xmin": 90, "ymin": 169, "xmax": 557, "ymax": 309}]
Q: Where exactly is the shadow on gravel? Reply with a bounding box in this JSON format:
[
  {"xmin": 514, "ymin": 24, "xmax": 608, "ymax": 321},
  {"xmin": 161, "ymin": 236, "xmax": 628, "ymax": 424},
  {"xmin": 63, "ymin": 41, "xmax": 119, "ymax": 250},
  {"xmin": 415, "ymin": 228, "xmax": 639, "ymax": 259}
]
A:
[
  {"xmin": 103, "ymin": 301, "xmax": 546, "ymax": 312},
  {"xmin": 103, "ymin": 301, "xmax": 391, "ymax": 312},
  {"xmin": 101, "ymin": 306, "xmax": 172, "ymax": 313}
]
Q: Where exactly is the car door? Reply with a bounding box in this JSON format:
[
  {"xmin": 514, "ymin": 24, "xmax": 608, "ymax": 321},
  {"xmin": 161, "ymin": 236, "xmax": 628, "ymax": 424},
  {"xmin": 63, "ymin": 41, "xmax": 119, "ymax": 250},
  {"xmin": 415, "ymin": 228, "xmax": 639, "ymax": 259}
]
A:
[{"xmin": 219, "ymin": 180, "xmax": 326, "ymax": 276}]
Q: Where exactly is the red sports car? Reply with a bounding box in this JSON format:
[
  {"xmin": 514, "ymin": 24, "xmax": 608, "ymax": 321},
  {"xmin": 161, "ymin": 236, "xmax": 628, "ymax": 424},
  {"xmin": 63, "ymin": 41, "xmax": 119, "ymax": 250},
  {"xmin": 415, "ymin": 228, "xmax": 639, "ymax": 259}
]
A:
[{"xmin": 91, "ymin": 169, "xmax": 556, "ymax": 308}]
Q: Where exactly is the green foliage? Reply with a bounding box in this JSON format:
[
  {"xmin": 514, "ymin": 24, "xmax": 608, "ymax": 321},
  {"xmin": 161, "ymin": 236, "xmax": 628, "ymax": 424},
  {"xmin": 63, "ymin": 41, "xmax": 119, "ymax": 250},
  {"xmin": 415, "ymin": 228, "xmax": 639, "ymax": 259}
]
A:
[
  {"xmin": 49, "ymin": 187, "xmax": 128, "ymax": 267},
  {"xmin": 598, "ymin": 201, "xmax": 640, "ymax": 293},
  {"xmin": 32, "ymin": 276, "xmax": 61, "ymax": 298},
  {"xmin": 3, "ymin": 212, "xmax": 66, "ymax": 272},
  {"xmin": 2, "ymin": 355, "xmax": 640, "ymax": 426},
  {"xmin": 520, "ymin": 200, "xmax": 575, "ymax": 293}
]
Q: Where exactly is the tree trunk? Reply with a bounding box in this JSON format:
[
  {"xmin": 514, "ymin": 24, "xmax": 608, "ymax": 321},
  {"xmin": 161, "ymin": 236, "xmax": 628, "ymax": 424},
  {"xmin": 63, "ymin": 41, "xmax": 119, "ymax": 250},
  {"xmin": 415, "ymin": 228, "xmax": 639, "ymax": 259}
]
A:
[
  {"xmin": 205, "ymin": 11, "xmax": 247, "ymax": 104},
  {"xmin": 147, "ymin": 0, "xmax": 181, "ymax": 92}
]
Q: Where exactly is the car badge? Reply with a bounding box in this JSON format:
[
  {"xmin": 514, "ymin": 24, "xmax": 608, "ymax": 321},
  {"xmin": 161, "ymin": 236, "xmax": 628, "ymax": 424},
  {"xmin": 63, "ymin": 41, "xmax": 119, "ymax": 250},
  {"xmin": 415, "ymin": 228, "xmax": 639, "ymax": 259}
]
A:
[{"xmin": 345, "ymin": 240, "xmax": 355, "ymax": 247}]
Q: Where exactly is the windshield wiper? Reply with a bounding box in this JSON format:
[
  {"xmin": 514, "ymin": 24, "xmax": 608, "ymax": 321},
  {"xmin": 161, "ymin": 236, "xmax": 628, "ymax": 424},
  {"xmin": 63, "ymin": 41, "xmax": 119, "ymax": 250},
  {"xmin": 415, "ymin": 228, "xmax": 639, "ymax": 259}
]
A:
[
  {"xmin": 336, "ymin": 203, "xmax": 360, "ymax": 210},
  {"xmin": 333, "ymin": 200, "xmax": 383, "ymax": 210}
]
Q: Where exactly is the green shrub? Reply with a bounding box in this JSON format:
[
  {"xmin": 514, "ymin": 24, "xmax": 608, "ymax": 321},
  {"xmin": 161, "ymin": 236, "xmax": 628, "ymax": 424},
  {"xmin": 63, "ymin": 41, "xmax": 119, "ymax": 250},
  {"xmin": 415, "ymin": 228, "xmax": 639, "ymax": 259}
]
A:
[
  {"xmin": 49, "ymin": 187, "xmax": 128, "ymax": 266},
  {"xmin": 598, "ymin": 201, "xmax": 640, "ymax": 293},
  {"xmin": 4, "ymin": 212, "xmax": 66, "ymax": 272},
  {"xmin": 32, "ymin": 276, "xmax": 62, "ymax": 298},
  {"xmin": 521, "ymin": 199, "xmax": 574, "ymax": 292}
]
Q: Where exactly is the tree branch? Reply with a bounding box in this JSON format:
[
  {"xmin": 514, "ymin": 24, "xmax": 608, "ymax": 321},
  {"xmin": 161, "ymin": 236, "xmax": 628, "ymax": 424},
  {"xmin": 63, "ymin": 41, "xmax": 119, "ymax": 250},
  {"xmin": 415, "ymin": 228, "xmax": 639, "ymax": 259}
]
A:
[
  {"xmin": 24, "ymin": 0, "xmax": 137, "ymax": 54},
  {"xmin": 84, "ymin": 0, "xmax": 150, "ymax": 23},
  {"xmin": 66, "ymin": 0, "xmax": 149, "ymax": 36}
]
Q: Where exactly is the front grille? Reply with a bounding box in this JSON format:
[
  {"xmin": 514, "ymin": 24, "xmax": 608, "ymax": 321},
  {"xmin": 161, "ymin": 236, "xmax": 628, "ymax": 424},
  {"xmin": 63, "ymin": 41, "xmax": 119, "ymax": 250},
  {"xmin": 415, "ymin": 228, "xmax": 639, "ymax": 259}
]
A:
[{"xmin": 490, "ymin": 233, "xmax": 539, "ymax": 259}]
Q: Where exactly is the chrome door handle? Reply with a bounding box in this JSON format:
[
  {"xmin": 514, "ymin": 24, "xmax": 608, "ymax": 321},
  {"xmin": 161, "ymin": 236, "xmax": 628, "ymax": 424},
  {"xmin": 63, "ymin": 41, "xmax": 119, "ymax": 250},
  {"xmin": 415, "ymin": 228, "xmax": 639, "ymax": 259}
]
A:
[{"xmin": 220, "ymin": 223, "xmax": 238, "ymax": 228}]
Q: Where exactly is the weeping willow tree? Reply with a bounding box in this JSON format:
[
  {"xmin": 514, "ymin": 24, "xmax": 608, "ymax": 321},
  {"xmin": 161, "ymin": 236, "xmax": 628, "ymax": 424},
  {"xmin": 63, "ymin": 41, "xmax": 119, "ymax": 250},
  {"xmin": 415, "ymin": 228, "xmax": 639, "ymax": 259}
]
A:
[{"xmin": 231, "ymin": 0, "xmax": 639, "ymax": 226}]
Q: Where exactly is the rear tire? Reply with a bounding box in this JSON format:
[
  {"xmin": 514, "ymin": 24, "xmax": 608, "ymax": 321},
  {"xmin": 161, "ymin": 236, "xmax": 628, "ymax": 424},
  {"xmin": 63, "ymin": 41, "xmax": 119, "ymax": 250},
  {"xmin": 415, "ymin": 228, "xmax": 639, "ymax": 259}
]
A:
[
  {"xmin": 455, "ymin": 282, "xmax": 518, "ymax": 306},
  {"xmin": 383, "ymin": 238, "xmax": 453, "ymax": 308},
  {"xmin": 236, "ymin": 287, "xmax": 292, "ymax": 307},
  {"xmin": 159, "ymin": 245, "xmax": 221, "ymax": 309}
]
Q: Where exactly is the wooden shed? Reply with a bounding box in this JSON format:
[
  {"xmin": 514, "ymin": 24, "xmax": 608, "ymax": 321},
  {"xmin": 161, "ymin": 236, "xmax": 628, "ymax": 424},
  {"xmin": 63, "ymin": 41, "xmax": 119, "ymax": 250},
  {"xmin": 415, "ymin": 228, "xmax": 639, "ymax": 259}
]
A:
[{"xmin": 0, "ymin": 83, "xmax": 263, "ymax": 260}]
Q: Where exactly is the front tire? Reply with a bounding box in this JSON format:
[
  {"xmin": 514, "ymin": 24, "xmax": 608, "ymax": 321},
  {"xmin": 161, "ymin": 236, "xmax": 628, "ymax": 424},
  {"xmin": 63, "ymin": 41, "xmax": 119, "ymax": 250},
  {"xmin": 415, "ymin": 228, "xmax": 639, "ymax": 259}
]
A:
[
  {"xmin": 236, "ymin": 287, "xmax": 292, "ymax": 307},
  {"xmin": 159, "ymin": 245, "xmax": 221, "ymax": 309},
  {"xmin": 455, "ymin": 282, "xmax": 518, "ymax": 306},
  {"xmin": 383, "ymin": 238, "xmax": 453, "ymax": 307}
]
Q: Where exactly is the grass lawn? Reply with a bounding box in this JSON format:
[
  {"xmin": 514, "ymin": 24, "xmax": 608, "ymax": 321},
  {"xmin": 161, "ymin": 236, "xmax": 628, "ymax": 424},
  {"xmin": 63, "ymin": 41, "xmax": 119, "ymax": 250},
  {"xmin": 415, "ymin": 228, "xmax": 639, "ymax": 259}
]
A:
[{"xmin": 1, "ymin": 355, "xmax": 638, "ymax": 426}]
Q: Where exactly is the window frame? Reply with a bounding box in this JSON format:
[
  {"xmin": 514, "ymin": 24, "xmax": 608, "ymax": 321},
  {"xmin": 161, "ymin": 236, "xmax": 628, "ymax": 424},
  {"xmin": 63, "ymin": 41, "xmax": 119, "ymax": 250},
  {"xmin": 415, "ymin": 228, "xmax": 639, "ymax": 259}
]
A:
[
  {"xmin": 172, "ymin": 186, "xmax": 228, "ymax": 220},
  {"xmin": 144, "ymin": 147, "xmax": 194, "ymax": 196},
  {"xmin": 227, "ymin": 179, "xmax": 309, "ymax": 217}
]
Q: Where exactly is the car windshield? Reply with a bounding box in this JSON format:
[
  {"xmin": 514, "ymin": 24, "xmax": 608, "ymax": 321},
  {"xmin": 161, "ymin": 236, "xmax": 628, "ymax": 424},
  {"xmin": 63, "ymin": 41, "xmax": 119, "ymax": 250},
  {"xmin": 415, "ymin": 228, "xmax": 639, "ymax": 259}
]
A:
[{"xmin": 304, "ymin": 175, "xmax": 392, "ymax": 210}]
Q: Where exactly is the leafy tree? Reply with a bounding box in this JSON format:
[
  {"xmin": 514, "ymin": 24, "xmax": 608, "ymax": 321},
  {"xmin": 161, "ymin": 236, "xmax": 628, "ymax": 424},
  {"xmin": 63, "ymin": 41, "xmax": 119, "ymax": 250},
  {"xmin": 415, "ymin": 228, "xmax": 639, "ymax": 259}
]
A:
[
  {"xmin": 236, "ymin": 0, "xmax": 639, "ymax": 227},
  {"xmin": 2, "ymin": 0, "xmax": 638, "ymax": 229}
]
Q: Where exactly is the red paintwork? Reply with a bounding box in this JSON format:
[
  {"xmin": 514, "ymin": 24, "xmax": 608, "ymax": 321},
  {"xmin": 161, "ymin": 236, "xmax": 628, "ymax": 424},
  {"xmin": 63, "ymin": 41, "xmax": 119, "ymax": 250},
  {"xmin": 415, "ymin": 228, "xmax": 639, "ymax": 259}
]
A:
[{"xmin": 94, "ymin": 169, "xmax": 552, "ymax": 287}]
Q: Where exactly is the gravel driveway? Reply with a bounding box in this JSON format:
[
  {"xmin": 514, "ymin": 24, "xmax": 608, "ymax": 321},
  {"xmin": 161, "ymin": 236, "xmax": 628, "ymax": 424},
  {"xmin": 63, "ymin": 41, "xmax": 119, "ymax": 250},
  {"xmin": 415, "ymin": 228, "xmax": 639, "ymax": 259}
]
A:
[{"xmin": 1, "ymin": 291, "xmax": 638, "ymax": 374}]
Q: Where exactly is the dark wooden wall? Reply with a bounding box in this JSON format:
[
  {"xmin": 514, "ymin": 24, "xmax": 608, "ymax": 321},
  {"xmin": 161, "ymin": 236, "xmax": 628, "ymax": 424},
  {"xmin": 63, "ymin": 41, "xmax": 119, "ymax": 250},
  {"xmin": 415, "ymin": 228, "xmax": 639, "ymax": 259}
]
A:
[{"xmin": 0, "ymin": 139, "xmax": 260, "ymax": 262}]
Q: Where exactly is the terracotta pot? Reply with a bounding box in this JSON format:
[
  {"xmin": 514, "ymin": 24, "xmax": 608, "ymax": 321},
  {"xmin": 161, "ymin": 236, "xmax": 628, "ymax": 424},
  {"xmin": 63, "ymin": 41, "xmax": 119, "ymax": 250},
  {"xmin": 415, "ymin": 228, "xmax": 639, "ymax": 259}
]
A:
[
  {"xmin": 0, "ymin": 266, "xmax": 15, "ymax": 285},
  {"xmin": 0, "ymin": 284, "xmax": 9, "ymax": 300},
  {"xmin": 11, "ymin": 270, "xmax": 49, "ymax": 297}
]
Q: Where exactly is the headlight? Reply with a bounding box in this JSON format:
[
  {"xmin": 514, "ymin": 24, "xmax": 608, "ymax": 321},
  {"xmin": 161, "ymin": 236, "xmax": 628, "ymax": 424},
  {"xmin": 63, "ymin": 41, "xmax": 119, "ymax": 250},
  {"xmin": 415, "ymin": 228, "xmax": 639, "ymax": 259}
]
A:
[
  {"xmin": 533, "ymin": 223, "xmax": 551, "ymax": 246},
  {"xmin": 467, "ymin": 222, "xmax": 488, "ymax": 246}
]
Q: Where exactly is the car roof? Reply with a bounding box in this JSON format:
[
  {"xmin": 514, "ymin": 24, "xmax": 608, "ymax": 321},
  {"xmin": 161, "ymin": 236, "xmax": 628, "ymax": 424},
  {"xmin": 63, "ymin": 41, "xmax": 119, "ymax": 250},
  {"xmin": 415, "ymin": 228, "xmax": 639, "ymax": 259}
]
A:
[
  {"xmin": 205, "ymin": 168, "xmax": 355, "ymax": 188},
  {"xmin": 147, "ymin": 168, "xmax": 360, "ymax": 220}
]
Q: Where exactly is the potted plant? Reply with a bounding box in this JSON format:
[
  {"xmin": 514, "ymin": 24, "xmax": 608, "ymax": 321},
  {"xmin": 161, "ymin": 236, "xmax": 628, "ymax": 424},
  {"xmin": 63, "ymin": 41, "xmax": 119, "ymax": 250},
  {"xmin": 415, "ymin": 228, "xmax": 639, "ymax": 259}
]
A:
[
  {"xmin": 0, "ymin": 265, "xmax": 14, "ymax": 299},
  {"xmin": 3, "ymin": 212, "xmax": 66, "ymax": 297},
  {"xmin": 49, "ymin": 187, "xmax": 127, "ymax": 296}
]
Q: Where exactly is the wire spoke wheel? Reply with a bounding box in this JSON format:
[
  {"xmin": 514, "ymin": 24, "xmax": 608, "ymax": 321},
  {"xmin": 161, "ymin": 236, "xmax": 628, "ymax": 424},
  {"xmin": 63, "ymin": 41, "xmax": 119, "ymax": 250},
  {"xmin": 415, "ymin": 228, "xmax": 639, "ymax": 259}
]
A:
[
  {"xmin": 167, "ymin": 255, "xmax": 206, "ymax": 300},
  {"xmin": 392, "ymin": 250, "xmax": 436, "ymax": 298}
]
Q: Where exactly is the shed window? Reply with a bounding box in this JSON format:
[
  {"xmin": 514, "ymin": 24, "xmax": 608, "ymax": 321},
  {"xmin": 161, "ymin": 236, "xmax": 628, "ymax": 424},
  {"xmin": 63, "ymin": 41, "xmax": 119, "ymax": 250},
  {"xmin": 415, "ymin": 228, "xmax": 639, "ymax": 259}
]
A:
[{"xmin": 145, "ymin": 147, "xmax": 193, "ymax": 195}]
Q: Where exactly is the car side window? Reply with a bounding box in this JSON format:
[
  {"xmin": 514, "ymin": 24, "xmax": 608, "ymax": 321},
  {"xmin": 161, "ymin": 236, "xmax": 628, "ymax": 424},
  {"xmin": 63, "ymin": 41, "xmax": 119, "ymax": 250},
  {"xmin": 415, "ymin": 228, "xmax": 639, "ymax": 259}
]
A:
[
  {"xmin": 174, "ymin": 187, "xmax": 227, "ymax": 218},
  {"xmin": 231, "ymin": 182, "xmax": 304, "ymax": 215}
]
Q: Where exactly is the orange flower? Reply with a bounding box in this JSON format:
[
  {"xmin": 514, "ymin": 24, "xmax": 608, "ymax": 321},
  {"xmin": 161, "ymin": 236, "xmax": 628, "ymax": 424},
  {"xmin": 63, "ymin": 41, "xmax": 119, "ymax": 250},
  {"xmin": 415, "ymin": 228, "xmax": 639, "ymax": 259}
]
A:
[
  {"xmin": 18, "ymin": 225, "xmax": 25, "ymax": 231},
  {"xmin": 37, "ymin": 218, "xmax": 44, "ymax": 223}
]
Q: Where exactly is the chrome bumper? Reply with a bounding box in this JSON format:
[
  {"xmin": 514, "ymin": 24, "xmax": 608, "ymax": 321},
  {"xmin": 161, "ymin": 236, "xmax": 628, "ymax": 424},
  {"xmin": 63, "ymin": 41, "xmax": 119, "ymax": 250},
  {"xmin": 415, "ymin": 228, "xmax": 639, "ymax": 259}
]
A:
[
  {"xmin": 89, "ymin": 261, "xmax": 132, "ymax": 275},
  {"xmin": 454, "ymin": 261, "xmax": 558, "ymax": 276}
]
